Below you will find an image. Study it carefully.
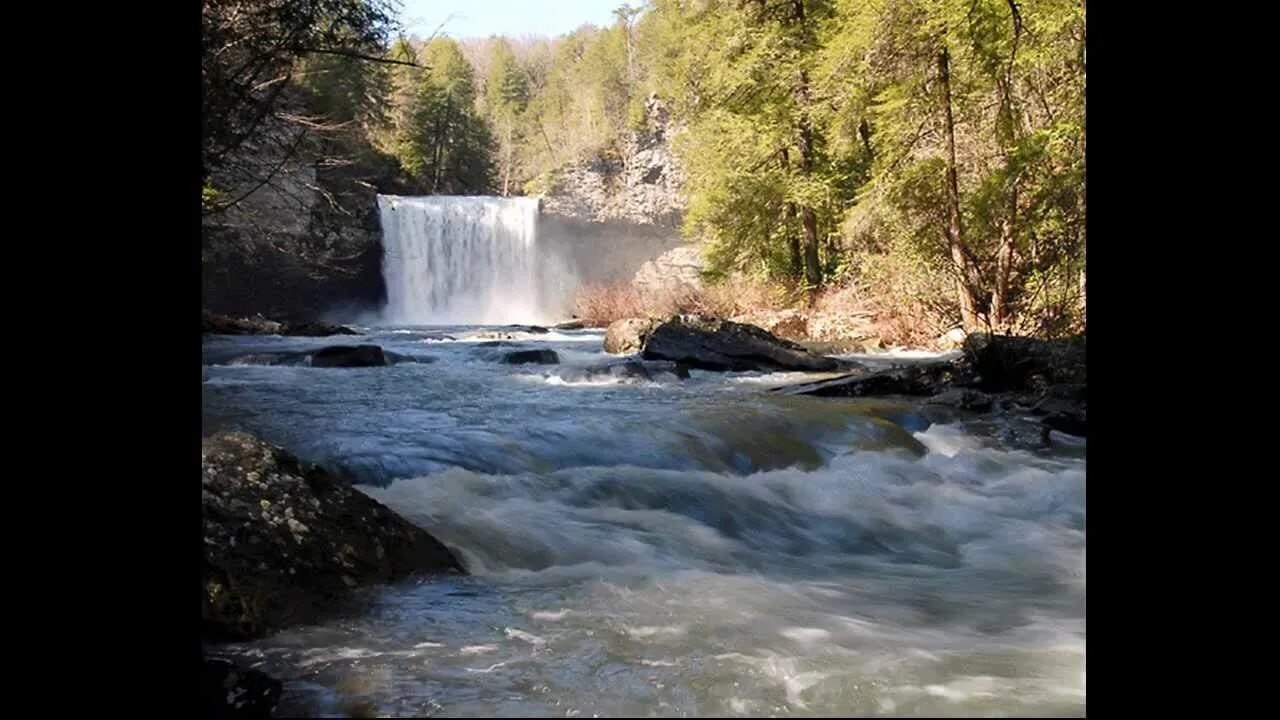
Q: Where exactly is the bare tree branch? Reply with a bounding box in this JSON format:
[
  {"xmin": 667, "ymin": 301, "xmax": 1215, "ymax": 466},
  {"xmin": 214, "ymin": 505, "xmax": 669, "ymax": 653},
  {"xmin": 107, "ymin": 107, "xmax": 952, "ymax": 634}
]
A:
[{"xmin": 299, "ymin": 47, "xmax": 421, "ymax": 66}]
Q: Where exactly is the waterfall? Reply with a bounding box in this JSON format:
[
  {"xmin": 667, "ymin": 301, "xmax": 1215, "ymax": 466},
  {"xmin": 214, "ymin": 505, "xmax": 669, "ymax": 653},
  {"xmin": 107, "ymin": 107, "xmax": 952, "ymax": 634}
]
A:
[{"xmin": 378, "ymin": 195, "xmax": 563, "ymax": 325}]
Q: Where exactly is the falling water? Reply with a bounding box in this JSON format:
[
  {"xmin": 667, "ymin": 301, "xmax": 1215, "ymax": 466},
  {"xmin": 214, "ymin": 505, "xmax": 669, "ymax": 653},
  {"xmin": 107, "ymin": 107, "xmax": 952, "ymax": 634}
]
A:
[{"xmin": 379, "ymin": 195, "xmax": 560, "ymax": 325}]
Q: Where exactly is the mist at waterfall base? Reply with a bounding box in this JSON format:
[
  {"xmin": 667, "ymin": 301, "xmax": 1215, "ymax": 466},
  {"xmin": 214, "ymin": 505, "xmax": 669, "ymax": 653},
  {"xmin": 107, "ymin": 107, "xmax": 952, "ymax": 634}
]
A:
[
  {"xmin": 202, "ymin": 325, "xmax": 1085, "ymax": 716},
  {"xmin": 377, "ymin": 195, "xmax": 580, "ymax": 326}
]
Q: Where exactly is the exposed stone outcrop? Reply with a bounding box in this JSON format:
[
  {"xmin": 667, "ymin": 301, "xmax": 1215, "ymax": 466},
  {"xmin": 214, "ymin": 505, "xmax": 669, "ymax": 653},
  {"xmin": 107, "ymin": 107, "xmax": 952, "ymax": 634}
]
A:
[
  {"xmin": 640, "ymin": 315, "xmax": 842, "ymax": 372},
  {"xmin": 202, "ymin": 432, "xmax": 463, "ymax": 641},
  {"xmin": 730, "ymin": 309, "xmax": 809, "ymax": 342},
  {"xmin": 632, "ymin": 245, "xmax": 705, "ymax": 310},
  {"xmin": 540, "ymin": 94, "xmax": 685, "ymax": 228},
  {"xmin": 604, "ymin": 318, "xmax": 662, "ymax": 354},
  {"xmin": 202, "ymin": 110, "xmax": 404, "ymax": 321}
]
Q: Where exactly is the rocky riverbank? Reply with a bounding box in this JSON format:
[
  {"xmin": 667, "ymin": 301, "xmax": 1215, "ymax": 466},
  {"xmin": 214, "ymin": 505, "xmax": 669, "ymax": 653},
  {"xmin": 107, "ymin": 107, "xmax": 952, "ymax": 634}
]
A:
[
  {"xmin": 202, "ymin": 431, "xmax": 463, "ymax": 716},
  {"xmin": 603, "ymin": 313, "xmax": 1085, "ymax": 444}
]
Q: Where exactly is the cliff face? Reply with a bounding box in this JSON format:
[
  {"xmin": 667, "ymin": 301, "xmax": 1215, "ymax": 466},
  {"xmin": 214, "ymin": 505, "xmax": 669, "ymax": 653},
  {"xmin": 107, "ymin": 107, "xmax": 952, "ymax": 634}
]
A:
[
  {"xmin": 202, "ymin": 118, "xmax": 400, "ymax": 322},
  {"xmin": 540, "ymin": 94, "xmax": 685, "ymax": 229},
  {"xmin": 202, "ymin": 94, "xmax": 690, "ymax": 323}
]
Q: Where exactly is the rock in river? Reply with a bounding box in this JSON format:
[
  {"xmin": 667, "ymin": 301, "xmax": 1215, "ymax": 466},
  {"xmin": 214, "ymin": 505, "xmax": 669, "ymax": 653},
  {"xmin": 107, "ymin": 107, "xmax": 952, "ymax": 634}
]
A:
[{"xmin": 202, "ymin": 432, "xmax": 463, "ymax": 641}]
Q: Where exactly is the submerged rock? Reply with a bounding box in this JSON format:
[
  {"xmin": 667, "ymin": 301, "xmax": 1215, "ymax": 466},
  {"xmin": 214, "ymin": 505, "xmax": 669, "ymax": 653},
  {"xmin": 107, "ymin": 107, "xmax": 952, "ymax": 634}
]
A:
[
  {"xmin": 604, "ymin": 318, "xmax": 661, "ymax": 354},
  {"xmin": 203, "ymin": 658, "xmax": 281, "ymax": 719},
  {"xmin": 202, "ymin": 432, "xmax": 463, "ymax": 641},
  {"xmin": 502, "ymin": 349, "xmax": 560, "ymax": 365},
  {"xmin": 640, "ymin": 315, "xmax": 840, "ymax": 372}
]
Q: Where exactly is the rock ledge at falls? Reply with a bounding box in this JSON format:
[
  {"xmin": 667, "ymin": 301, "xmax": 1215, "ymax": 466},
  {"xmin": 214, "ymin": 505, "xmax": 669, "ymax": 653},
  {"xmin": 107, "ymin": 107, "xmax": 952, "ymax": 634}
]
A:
[
  {"xmin": 202, "ymin": 432, "xmax": 463, "ymax": 641},
  {"xmin": 609, "ymin": 315, "xmax": 843, "ymax": 372}
]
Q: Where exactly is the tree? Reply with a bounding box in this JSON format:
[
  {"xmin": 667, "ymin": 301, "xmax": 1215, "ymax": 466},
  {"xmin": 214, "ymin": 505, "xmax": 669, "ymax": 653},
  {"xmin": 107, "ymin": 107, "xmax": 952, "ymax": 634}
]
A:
[
  {"xmin": 201, "ymin": 0, "xmax": 412, "ymax": 212},
  {"xmin": 483, "ymin": 38, "xmax": 531, "ymax": 195},
  {"xmin": 392, "ymin": 38, "xmax": 496, "ymax": 194}
]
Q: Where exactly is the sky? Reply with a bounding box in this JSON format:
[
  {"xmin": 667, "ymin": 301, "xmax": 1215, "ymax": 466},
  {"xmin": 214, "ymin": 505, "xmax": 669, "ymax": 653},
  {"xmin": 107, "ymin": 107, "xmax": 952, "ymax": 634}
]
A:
[{"xmin": 396, "ymin": 0, "xmax": 630, "ymax": 41}]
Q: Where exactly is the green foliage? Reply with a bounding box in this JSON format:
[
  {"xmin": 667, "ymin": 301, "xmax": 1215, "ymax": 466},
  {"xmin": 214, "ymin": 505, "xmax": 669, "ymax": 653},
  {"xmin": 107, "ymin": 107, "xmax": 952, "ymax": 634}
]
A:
[
  {"xmin": 388, "ymin": 38, "xmax": 496, "ymax": 193},
  {"xmin": 203, "ymin": 0, "xmax": 1084, "ymax": 336},
  {"xmin": 201, "ymin": 0, "xmax": 400, "ymax": 180}
]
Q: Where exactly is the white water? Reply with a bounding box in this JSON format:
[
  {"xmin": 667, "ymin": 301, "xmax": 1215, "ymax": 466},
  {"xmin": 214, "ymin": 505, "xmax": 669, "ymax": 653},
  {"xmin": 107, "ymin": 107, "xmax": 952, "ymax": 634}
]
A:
[
  {"xmin": 379, "ymin": 195, "xmax": 571, "ymax": 325},
  {"xmin": 203, "ymin": 328, "xmax": 1085, "ymax": 717}
]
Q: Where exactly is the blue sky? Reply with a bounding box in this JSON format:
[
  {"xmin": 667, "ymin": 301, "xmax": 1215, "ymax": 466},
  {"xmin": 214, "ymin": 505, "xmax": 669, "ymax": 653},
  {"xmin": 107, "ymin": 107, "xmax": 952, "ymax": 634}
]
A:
[{"xmin": 397, "ymin": 0, "xmax": 631, "ymax": 40}]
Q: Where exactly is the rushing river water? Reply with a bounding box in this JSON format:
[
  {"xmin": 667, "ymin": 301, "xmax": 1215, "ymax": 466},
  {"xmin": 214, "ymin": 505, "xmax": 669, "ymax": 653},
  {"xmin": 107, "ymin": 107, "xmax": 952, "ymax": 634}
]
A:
[{"xmin": 202, "ymin": 327, "xmax": 1085, "ymax": 717}]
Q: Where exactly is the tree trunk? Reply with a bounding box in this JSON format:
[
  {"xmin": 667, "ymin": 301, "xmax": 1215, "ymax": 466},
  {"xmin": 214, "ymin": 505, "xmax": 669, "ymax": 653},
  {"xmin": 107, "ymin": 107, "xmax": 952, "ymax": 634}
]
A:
[
  {"xmin": 788, "ymin": 0, "xmax": 823, "ymax": 291},
  {"xmin": 937, "ymin": 45, "xmax": 981, "ymax": 329},
  {"xmin": 431, "ymin": 94, "xmax": 451, "ymax": 193},
  {"xmin": 779, "ymin": 149, "xmax": 802, "ymax": 276},
  {"xmin": 786, "ymin": 203, "xmax": 801, "ymax": 276},
  {"xmin": 992, "ymin": 189, "xmax": 1017, "ymax": 331},
  {"xmin": 795, "ymin": 76, "xmax": 821, "ymax": 290},
  {"xmin": 801, "ymin": 205, "xmax": 821, "ymax": 290},
  {"xmin": 991, "ymin": 1, "xmax": 1024, "ymax": 331}
]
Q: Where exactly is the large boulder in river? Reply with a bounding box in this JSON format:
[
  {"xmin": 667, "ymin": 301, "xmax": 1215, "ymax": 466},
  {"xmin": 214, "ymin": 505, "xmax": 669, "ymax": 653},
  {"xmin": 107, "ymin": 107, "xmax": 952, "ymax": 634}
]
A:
[
  {"xmin": 202, "ymin": 432, "xmax": 463, "ymax": 640},
  {"xmin": 310, "ymin": 345, "xmax": 389, "ymax": 367},
  {"xmin": 640, "ymin": 315, "xmax": 841, "ymax": 372},
  {"xmin": 604, "ymin": 317, "xmax": 661, "ymax": 354},
  {"xmin": 502, "ymin": 349, "xmax": 560, "ymax": 365}
]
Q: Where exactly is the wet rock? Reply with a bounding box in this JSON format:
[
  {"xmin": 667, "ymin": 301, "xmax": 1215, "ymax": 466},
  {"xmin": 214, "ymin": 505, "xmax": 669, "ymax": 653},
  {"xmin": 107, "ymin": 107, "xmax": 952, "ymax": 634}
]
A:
[
  {"xmin": 553, "ymin": 320, "xmax": 586, "ymax": 331},
  {"xmin": 1042, "ymin": 406, "xmax": 1087, "ymax": 438},
  {"xmin": 202, "ymin": 432, "xmax": 463, "ymax": 641},
  {"xmin": 203, "ymin": 658, "xmax": 281, "ymax": 719},
  {"xmin": 283, "ymin": 320, "xmax": 360, "ymax": 337},
  {"xmin": 382, "ymin": 350, "xmax": 426, "ymax": 365},
  {"xmin": 604, "ymin": 318, "xmax": 661, "ymax": 354},
  {"xmin": 310, "ymin": 345, "xmax": 389, "ymax": 367},
  {"xmin": 224, "ymin": 352, "xmax": 299, "ymax": 367},
  {"xmin": 963, "ymin": 333, "xmax": 1086, "ymax": 393},
  {"xmin": 926, "ymin": 388, "xmax": 994, "ymax": 412},
  {"xmin": 502, "ymin": 349, "xmax": 560, "ymax": 365},
  {"xmin": 773, "ymin": 362, "xmax": 969, "ymax": 397},
  {"xmin": 220, "ymin": 347, "xmax": 420, "ymax": 367},
  {"xmin": 641, "ymin": 315, "xmax": 840, "ymax": 372},
  {"xmin": 599, "ymin": 360, "xmax": 691, "ymax": 380},
  {"xmin": 203, "ymin": 311, "xmax": 358, "ymax": 337}
]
